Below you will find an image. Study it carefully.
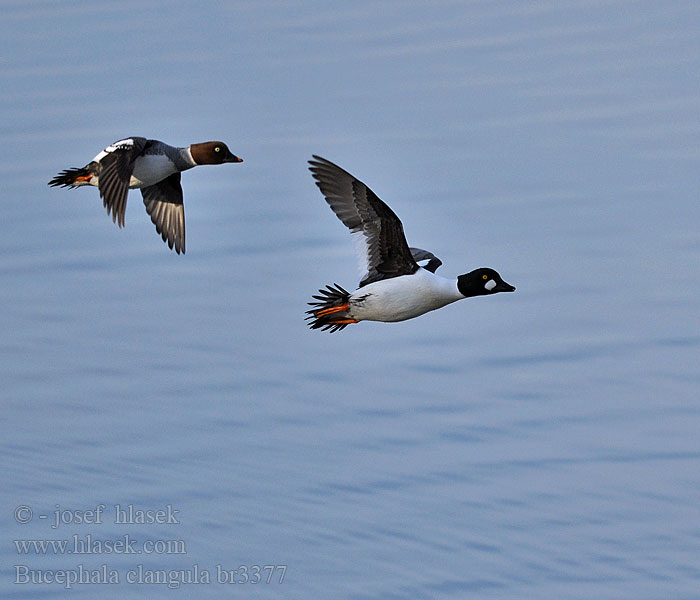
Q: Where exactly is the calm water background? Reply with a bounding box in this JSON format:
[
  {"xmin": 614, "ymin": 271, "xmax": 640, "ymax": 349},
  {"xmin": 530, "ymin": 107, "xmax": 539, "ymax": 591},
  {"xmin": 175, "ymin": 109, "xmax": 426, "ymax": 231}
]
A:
[{"xmin": 2, "ymin": 1, "xmax": 699, "ymax": 598}]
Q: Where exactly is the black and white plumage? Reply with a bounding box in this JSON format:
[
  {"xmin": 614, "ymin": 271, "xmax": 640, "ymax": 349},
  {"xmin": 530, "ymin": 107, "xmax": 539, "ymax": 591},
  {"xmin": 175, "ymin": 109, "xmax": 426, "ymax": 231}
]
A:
[
  {"xmin": 306, "ymin": 155, "xmax": 515, "ymax": 332},
  {"xmin": 308, "ymin": 155, "xmax": 421, "ymax": 286},
  {"xmin": 49, "ymin": 137, "xmax": 243, "ymax": 254}
]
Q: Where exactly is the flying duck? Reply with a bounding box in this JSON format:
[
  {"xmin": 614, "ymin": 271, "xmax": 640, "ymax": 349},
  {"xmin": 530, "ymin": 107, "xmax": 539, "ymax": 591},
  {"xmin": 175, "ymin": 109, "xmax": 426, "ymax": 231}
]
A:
[
  {"xmin": 49, "ymin": 137, "xmax": 243, "ymax": 254},
  {"xmin": 306, "ymin": 155, "xmax": 515, "ymax": 332}
]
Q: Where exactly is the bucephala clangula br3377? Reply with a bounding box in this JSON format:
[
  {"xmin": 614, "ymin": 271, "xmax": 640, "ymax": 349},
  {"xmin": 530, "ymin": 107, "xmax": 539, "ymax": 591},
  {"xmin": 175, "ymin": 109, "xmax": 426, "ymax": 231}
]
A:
[
  {"xmin": 49, "ymin": 137, "xmax": 243, "ymax": 254},
  {"xmin": 305, "ymin": 156, "xmax": 515, "ymax": 332}
]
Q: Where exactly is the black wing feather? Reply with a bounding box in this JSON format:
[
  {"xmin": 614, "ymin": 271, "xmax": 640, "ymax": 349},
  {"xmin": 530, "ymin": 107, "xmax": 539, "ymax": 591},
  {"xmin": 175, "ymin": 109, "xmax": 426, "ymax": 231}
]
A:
[
  {"xmin": 308, "ymin": 155, "xmax": 418, "ymax": 286},
  {"xmin": 141, "ymin": 173, "xmax": 185, "ymax": 254},
  {"xmin": 97, "ymin": 137, "xmax": 147, "ymax": 227},
  {"xmin": 409, "ymin": 247, "xmax": 442, "ymax": 273}
]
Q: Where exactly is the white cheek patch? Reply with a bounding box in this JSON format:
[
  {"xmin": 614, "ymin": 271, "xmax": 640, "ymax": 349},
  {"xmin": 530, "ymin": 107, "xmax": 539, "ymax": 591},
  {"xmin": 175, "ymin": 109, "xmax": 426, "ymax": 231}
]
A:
[{"xmin": 485, "ymin": 279, "xmax": 497, "ymax": 291}]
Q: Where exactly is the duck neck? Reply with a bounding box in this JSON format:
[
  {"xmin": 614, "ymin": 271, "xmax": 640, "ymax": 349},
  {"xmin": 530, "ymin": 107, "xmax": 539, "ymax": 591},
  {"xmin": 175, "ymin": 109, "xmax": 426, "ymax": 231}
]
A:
[
  {"xmin": 180, "ymin": 147, "xmax": 197, "ymax": 169},
  {"xmin": 424, "ymin": 270, "xmax": 464, "ymax": 303}
]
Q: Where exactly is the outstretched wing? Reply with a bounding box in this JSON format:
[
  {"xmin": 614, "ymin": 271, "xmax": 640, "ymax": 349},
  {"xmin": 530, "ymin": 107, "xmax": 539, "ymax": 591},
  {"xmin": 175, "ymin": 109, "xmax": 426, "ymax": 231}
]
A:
[
  {"xmin": 410, "ymin": 247, "xmax": 442, "ymax": 273},
  {"xmin": 94, "ymin": 137, "xmax": 148, "ymax": 227},
  {"xmin": 308, "ymin": 155, "xmax": 418, "ymax": 287},
  {"xmin": 141, "ymin": 173, "xmax": 185, "ymax": 254}
]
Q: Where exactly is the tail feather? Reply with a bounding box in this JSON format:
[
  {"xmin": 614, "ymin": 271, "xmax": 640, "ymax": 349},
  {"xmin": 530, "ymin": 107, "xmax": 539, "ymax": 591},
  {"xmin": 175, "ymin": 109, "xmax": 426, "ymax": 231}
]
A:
[
  {"xmin": 48, "ymin": 167, "xmax": 91, "ymax": 188},
  {"xmin": 306, "ymin": 283, "xmax": 356, "ymax": 332}
]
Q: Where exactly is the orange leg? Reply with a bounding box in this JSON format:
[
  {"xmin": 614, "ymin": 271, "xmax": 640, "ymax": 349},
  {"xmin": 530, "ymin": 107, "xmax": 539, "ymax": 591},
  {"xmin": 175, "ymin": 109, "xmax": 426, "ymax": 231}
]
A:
[
  {"xmin": 315, "ymin": 302, "xmax": 350, "ymax": 317},
  {"xmin": 73, "ymin": 174, "xmax": 93, "ymax": 183},
  {"xmin": 329, "ymin": 318, "xmax": 358, "ymax": 324}
]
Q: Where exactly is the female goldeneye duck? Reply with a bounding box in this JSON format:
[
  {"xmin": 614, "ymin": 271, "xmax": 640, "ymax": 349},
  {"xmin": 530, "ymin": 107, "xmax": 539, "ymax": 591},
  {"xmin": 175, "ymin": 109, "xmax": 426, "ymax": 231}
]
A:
[
  {"xmin": 48, "ymin": 138, "xmax": 243, "ymax": 254},
  {"xmin": 305, "ymin": 156, "xmax": 515, "ymax": 332}
]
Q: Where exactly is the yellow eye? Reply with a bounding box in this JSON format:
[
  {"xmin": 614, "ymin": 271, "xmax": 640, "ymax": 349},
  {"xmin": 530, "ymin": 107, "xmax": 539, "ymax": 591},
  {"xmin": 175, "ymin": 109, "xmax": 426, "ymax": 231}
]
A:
[
  {"xmin": 482, "ymin": 274, "xmax": 488, "ymax": 280},
  {"xmin": 215, "ymin": 147, "xmax": 221, "ymax": 152}
]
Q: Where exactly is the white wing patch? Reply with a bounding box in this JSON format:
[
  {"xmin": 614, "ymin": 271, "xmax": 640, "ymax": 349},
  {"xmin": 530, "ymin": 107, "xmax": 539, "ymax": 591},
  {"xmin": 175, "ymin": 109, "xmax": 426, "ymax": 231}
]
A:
[{"xmin": 92, "ymin": 138, "xmax": 136, "ymax": 163}]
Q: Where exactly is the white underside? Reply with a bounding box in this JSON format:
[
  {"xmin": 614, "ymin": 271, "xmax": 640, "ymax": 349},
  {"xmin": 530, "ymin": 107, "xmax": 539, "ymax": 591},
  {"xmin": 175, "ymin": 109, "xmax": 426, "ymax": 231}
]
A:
[{"xmin": 348, "ymin": 268, "xmax": 464, "ymax": 322}]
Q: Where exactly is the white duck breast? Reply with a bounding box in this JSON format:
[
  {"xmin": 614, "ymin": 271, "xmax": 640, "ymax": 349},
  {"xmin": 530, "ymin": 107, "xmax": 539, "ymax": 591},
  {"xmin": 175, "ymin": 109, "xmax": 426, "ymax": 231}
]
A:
[{"xmin": 349, "ymin": 268, "xmax": 464, "ymax": 322}]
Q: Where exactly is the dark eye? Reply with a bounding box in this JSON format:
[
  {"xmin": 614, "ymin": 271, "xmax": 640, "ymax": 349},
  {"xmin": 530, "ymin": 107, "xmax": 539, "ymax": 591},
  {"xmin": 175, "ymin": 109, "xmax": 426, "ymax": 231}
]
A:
[{"xmin": 482, "ymin": 274, "xmax": 488, "ymax": 280}]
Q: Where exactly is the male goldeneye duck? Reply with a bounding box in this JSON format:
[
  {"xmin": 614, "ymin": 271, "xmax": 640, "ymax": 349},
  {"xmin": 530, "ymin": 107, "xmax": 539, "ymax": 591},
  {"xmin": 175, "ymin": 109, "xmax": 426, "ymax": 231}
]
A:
[
  {"xmin": 49, "ymin": 137, "xmax": 243, "ymax": 254},
  {"xmin": 305, "ymin": 155, "xmax": 515, "ymax": 332}
]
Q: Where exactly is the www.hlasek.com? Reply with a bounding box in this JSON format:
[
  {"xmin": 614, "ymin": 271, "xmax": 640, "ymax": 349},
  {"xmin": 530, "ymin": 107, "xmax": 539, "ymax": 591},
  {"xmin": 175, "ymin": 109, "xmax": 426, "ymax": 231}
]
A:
[
  {"xmin": 15, "ymin": 534, "xmax": 185, "ymax": 555},
  {"xmin": 14, "ymin": 564, "xmax": 287, "ymax": 589}
]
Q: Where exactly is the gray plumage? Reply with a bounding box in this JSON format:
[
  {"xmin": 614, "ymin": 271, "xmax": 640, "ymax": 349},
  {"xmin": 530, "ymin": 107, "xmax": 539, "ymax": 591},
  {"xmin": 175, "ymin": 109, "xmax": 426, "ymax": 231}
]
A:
[{"xmin": 49, "ymin": 137, "xmax": 242, "ymax": 254}]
